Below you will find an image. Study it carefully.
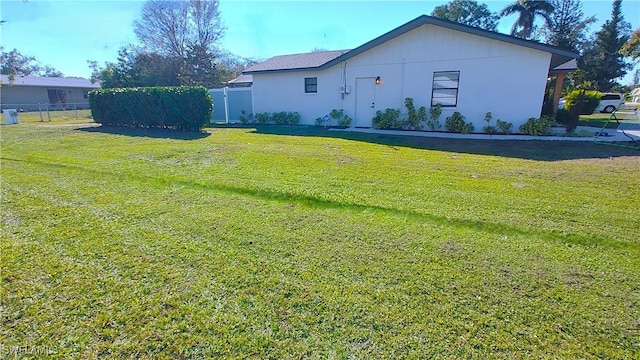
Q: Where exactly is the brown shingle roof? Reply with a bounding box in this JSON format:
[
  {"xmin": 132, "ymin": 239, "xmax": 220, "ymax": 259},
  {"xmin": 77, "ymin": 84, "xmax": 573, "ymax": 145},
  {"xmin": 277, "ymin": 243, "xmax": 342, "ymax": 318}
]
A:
[
  {"xmin": 244, "ymin": 50, "xmax": 350, "ymax": 73},
  {"xmin": 244, "ymin": 15, "xmax": 578, "ymax": 74}
]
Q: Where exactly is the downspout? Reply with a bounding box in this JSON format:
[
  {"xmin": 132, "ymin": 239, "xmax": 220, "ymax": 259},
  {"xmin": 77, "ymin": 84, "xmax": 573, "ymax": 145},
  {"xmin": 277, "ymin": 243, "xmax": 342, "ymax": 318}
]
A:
[{"xmin": 342, "ymin": 61, "xmax": 348, "ymax": 102}]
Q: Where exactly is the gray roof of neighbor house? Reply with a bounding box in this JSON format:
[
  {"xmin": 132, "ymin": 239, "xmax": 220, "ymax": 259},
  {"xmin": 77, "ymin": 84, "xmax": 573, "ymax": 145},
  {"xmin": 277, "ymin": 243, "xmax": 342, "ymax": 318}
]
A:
[
  {"xmin": 227, "ymin": 74, "xmax": 253, "ymax": 84},
  {"xmin": 244, "ymin": 15, "xmax": 578, "ymax": 74},
  {"xmin": 0, "ymin": 75, "xmax": 99, "ymax": 88}
]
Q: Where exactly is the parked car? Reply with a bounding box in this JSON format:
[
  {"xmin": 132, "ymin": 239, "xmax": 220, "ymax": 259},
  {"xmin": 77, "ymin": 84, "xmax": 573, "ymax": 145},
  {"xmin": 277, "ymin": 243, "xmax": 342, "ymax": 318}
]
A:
[
  {"xmin": 595, "ymin": 93, "xmax": 624, "ymax": 113},
  {"xmin": 558, "ymin": 93, "xmax": 623, "ymax": 114},
  {"xmin": 558, "ymin": 98, "xmax": 566, "ymax": 110}
]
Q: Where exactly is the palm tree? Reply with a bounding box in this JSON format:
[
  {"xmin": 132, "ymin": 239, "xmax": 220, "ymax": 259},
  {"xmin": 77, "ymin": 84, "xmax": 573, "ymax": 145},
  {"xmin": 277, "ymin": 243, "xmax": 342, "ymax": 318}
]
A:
[{"xmin": 500, "ymin": 0, "xmax": 555, "ymax": 39}]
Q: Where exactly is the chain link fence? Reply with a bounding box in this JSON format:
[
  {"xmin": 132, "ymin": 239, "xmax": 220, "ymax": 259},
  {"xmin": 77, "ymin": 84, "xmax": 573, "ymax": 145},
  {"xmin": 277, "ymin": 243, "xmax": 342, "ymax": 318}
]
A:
[{"xmin": 2, "ymin": 102, "xmax": 93, "ymax": 123}]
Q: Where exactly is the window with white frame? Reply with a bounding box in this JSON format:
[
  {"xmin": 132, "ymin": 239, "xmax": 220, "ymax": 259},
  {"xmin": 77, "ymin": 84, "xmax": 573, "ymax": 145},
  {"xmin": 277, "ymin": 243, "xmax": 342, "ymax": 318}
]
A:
[
  {"xmin": 431, "ymin": 71, "xmax": 460, "ymax": 107},
  {"xmin": 304, "ymin": 77, "xmax": 317, "ymax": 93}
]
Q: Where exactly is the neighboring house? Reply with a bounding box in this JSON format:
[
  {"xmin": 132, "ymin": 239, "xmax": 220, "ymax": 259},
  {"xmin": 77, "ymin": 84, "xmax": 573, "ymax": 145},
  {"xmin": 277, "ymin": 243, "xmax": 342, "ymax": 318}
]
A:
[
  {"xmin": 226, "ymin": 74, "xmax": 253, "ymax": 88},
  {"xmin": 0, "ymin": 75, "xmax": 100, "ymax": 111},
  {"xmin": 629, "ymin": 87, "xmax": 640, "ymax": 106},
  {"xmin": 244, "ymin": 15, "xmax": 578, "ymax": 129}
]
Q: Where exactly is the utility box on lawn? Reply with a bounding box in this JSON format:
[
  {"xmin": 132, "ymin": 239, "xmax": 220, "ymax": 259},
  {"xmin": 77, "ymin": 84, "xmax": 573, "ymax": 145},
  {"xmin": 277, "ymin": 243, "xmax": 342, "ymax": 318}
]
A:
[{"xmin": 3, "ymin": 109, "xmax": 19, "ymax": 124}]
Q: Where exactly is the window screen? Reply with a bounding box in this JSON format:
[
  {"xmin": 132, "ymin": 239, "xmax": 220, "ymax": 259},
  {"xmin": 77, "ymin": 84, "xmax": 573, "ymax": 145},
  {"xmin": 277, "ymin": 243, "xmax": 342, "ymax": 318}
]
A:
[
  {"xmin": 305, "ymin": 77, "xmax": 317, "ymax": 93},
  {"xmin": 431, "ymin": 71, "xmax": 460, "ymax": 107}
]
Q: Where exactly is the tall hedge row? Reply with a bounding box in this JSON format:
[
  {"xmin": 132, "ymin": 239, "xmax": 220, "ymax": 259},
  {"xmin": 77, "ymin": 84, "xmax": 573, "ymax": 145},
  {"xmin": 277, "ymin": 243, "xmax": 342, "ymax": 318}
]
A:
[{"xmin": 88, "ymin": 86, "xmax": 213, "ymax": 131}]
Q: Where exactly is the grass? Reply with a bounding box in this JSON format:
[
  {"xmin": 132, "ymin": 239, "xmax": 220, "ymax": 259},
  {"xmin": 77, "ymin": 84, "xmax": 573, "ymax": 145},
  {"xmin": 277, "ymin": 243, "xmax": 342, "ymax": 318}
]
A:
[
  {"xmin": 579, "ymin": 111, "xmax": 640, "ymax": 129},
  {"xmin": 2, "ymin": 118, "xmax": 639, "ymax": 358}
]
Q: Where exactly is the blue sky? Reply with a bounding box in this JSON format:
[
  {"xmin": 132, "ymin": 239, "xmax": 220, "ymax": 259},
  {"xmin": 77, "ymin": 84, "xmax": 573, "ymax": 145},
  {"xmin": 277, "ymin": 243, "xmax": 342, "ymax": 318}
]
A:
[{"xmin": 1, "ymin": 0, "xmax": 639, "ymax": 83}]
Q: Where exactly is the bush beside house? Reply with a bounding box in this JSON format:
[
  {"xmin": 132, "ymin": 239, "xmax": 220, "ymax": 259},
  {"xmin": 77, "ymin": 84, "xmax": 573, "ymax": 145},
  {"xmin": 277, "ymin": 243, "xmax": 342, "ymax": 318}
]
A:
[{"xmin": 89, "ymin": 86, "xmax": 212, "ymax": 131}]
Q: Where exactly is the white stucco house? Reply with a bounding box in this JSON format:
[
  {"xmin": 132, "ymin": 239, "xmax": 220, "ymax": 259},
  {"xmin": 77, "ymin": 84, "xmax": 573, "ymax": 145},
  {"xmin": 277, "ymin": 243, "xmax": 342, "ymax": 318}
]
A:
[{"xmin": 243, "ymin": 15, "xmax": 578, "ymax": 129}]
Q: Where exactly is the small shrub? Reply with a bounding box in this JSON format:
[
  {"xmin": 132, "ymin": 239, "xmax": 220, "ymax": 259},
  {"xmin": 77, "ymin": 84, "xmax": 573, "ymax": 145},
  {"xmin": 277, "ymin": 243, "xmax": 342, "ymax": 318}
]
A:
[
  {"xmin": 427, "ymin": 103, "xmax": 442, "ymax": 131},
  {"xmin": 445, "ymin": 111, "xmax": 474, "ymax": 133},
  {"xmin": 329, "ymin": 109, "xmax": 352, "ymax": 128},
  {"xmin": 372, "ymin": 108, "xmax": 402, "ymax": 129},
  {"xmin": 484, "ymin": 112, "xmax": 492, "ymax": 124},
  {"xmin": 254, "ymin": 112, "xmax": 271, "ymax": 124},
  {"xmin": 254, "ymin": 111, "xmax": 299, "ymax": 125},
  {"xmin": 461, "ymin": 122, "xmax": 475, "ymax": 134},
  {"xmin": 239, "ymin": 110, "xmax": 253, "ymax": 124},
  {"xmin": 483, "ymin": 125, "xmax": 497, "ymax": 134},
  {"xmin": 287, "ymin": 112, "xmax": 300, "ymax": 125},
  {"xmin": 272, "ymin": 111, "xmax": 286, "ymax": 125},
  {"xmin": 519, "ymin": 116, "xmax": 553, "ymax": 136},
  {"xmin": 403, "ymin": 98, "xmax": 425, "ymax": 130},
  {"xmin": 496, "ymin": 119, "xmax": 513, "ymax": 134},
  {"xmin": 482, "ymin": 112, "xmax": 495, "ymax": 134},
  {"xmin": 417, "ymin": 106, "xmax": 427, "ymax": 128},
  {"xmin": 338, "ymin": 115, "xmax": 352, "ymax": 128},
  {"xmin": 564, "ymin": 90, "xmax": 602, "ymax": 115}
]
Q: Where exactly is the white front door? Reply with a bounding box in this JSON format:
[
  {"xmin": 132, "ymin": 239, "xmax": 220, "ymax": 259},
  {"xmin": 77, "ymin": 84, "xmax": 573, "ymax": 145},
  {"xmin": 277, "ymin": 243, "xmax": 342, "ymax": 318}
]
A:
[{"xmin": 355, "ymin": 77, "xmax": 376, "ymax": 127}]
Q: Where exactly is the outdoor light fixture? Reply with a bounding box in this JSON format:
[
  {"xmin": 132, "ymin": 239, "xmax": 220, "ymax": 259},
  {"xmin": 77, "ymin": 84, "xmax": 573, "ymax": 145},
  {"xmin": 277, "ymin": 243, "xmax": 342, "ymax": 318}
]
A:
[{"xmin": 375, "ymin": 76, "xmax": 381, "ymax": 85}]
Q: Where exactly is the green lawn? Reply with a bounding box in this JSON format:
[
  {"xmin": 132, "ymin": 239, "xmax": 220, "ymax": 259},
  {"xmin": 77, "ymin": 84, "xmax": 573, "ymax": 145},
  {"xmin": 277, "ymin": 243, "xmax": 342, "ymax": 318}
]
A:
[
  {"xmin": 579, "ymin": 111, "xmax": 639, "ymax": 129},
  {"xmin": 2, "ymin": 119, "xmax": 639, "ymax": 358}
]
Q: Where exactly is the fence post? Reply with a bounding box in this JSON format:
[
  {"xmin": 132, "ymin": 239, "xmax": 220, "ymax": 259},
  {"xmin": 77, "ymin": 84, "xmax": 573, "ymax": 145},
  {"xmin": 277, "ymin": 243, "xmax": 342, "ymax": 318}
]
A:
[
  {"xmin": 46, "ymin": 103, "xmax": 51, "ymax": 122},
  {"xmin": 223, "ymin": 87, "xmax": 230, "ymax": 124},
  {"xmin": 38, "ymin": 103, "xmax": 44, "ymax": 122},
  {"xmin": 74, "ymin": 104, "xmax": 78, "ymax": 119}
]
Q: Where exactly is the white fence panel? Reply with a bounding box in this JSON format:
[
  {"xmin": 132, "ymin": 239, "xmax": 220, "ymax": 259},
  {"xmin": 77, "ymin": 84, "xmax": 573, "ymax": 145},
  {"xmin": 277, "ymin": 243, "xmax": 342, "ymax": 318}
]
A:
[{"xmin": 208, "ymin": 88, "xmax": 253, "ymax": 123}]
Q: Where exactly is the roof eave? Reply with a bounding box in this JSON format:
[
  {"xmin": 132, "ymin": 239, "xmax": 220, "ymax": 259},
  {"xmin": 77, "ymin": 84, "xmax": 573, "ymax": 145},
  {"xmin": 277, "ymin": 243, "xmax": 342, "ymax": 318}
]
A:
[{"xmin": 244, "ymin": 66, "xmax": 325, "ymax": 75}]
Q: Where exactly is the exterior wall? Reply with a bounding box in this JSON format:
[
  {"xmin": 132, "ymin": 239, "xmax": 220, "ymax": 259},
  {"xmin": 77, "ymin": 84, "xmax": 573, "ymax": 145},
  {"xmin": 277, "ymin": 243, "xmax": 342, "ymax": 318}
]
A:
[
  {"xmin": 1, "ymin": 85, "xmax": 94, "ymax": 111},
  {"xmin": 252, "ymin": 68, "xmax": 344, "ymax": 124},
  {"xmin": 252, "ymin": 23, "xmax": 552, "ymax": 129}
]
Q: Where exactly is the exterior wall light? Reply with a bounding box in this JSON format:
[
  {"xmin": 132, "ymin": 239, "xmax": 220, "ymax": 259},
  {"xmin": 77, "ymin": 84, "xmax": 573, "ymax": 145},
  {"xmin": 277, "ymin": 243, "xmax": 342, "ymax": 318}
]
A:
[{"xmin": 375, "ymin": 76, "xmax": 381, "ymax": 85}]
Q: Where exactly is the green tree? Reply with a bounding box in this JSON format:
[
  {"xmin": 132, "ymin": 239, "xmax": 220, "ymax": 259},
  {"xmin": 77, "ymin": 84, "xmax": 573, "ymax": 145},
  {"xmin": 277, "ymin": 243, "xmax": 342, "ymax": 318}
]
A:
[
  {"xmin": 575, "ymin": 0, "xmax": 631, "ymax": 91},
  {"xmin": 88, "ymin": 46, "xmax": 182, "ymax": 88},
  {"xmin": 431, "ymin": 0, "xmax": 499, "ymax": 31},
  {"xmin": 132, "ymin": 0, "xmax": 225, "ymax": 87},
  {"xmin": 621, "ymin": 28, "xmax": 640, "ymax": 59},
  {"xmin": 1, "ymin": 47, "xmax": 64, "ymax": 79},
  {"xmin": 89, "ymin": 46, "xmax": 252, "ymax": 88},
  {"xmin": 133, "ymin": 0, "xmax": 224, "ymax": 59},
  {"xmin": 215, "ymin": 51, "xmax": 257, "ymax": 83},
  {"xmin": 500, "ymin": 0, "xmax": 555, "ymax": 39},
  {"xmin": 542, "ymin": 0, "xmax": 595, "ymax": 51}
]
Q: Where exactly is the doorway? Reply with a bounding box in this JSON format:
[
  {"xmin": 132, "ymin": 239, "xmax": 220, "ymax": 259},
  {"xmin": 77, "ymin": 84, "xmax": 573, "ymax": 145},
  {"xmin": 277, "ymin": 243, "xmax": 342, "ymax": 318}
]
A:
[{"xmin": 355, "ymin": 77, "xmax": 376, "ymax": 127}]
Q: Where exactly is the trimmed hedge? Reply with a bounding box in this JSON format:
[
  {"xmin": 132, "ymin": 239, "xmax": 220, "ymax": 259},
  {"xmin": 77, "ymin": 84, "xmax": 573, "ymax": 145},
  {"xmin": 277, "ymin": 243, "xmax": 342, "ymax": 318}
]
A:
[{"xmin": 89, "ymin": 86, "xmax": 213, "ymax": 131}]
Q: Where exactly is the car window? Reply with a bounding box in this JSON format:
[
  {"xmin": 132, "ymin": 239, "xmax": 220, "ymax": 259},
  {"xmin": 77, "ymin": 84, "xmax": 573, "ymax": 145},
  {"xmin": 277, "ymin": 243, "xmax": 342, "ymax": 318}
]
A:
[{"xmin": 602, "ymin": 94, "xmax": 621, "ymax": 100}]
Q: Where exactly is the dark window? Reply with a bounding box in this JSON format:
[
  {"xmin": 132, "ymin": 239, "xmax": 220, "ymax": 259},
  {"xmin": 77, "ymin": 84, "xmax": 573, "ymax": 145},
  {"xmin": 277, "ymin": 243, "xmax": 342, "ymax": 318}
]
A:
[
  {"xmin": 47, "ymin": 89, "xmax": 67, "ymax": 106},
  {"xmin": 601, "ymin": 94, "xmax": 620, "ymax": 100},
  {"xmin": 431, "ymin": 71, "xmax": 460, "ymax": 107},
  {"xmin": 305, "ymin": 77, "xmax": 317, "ymax": 93},
  {"xmin": 83, "ymin": 90, "xmax": 89, "ymax": 99}
]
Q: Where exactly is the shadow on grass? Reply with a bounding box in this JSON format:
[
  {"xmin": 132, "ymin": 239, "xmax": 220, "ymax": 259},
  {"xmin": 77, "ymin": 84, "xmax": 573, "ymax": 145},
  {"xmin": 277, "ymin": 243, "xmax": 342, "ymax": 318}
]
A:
[
  {"xmin": 5, "ymin": 154, "xmax": 637, "ymax": 251},
  {"xmin": 238, "ymin": 125, "xmax": 639, "ymax": 161},
  {"xmin": 77, "ymin": 125, "xmax": 211, "ymax": 140}
]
